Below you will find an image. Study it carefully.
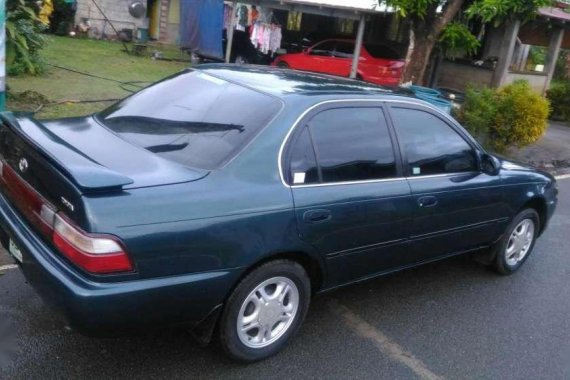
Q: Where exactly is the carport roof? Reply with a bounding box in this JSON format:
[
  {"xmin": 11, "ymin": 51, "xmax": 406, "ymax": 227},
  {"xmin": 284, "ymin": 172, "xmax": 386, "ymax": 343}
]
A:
[
  {"xmin": 241, "ymin": 0, "xmax": 396, "ymax": 19},
  {"xmin": 538, "ymin": 6, "xmax": 570, "ymax": 23},
  {"xmin": 280, "ymin": 0, "xmax": 395, "ymax": 13}
]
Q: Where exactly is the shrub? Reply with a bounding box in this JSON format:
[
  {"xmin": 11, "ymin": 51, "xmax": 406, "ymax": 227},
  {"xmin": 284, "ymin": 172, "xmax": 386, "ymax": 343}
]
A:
[
  {"xmin": 461, "ymin": 81, "xmax": 550, "ymax": 153},
  {"xmin": 461, "ymin": 86, "xmax": 497, "ymax": 144},
  {"xmin": 492, "ymin": 81, "xmax": 550, "ymax": 152},
  {"xmin": 546, "ymin": 80, "xmax": 570, "ymax": 122},
  {"xmin": 6, "ymin": 0, "xmax": 48, "ymax": 76}
]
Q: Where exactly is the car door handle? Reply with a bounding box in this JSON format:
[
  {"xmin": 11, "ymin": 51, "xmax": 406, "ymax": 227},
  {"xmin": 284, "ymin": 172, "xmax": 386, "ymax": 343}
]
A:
[
  {"xmin": 417, "ymin": 196, "xmax": 438, "ymax": 208},
  {"xmin": 303, "ymin": 210, "xmax": 332, "ymax": 224}
]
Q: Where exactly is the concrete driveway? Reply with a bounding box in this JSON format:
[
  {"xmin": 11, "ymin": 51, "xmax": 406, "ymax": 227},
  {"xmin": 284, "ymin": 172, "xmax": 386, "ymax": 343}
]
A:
[
  {"xmin": 509, "ymin": 121, "xmax": 570, "ymax": 174},
  {"xmin": 1, "ymin": 179, "xmax": 569, "ymax": 379}
]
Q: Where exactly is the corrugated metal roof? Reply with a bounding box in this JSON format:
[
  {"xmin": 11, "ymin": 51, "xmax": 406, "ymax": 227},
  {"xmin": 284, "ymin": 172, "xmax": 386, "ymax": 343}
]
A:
[
  {"xmin": 286, "ymin": 0, "xmax": 394, "ymax": 12},
  {"xmin": 538, "ymin": 6, "xmax": 570, "ymax": 22}
]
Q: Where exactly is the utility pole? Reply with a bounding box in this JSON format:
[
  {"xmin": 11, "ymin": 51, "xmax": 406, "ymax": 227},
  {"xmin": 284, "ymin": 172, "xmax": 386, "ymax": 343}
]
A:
[{"xmin": 0, "ymin": 0, "xmax": 5, "ymax": 111}]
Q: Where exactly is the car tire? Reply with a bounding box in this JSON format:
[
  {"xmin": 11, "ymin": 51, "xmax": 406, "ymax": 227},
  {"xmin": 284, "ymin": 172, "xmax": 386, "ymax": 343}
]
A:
[
  {"xmin": 234, "ymin": 55, "xmax": 249, "ymax": 65},
  {"xmin": 492, "ymin": 209, "xmax": 540, "ymax": 275},
  {"xmin": 218, "ymin": 259, "xmax": 311, "ymax": 362},
  {"xmin": 277, "ymin": 62, "xmax": 289, "ymax": 68}
]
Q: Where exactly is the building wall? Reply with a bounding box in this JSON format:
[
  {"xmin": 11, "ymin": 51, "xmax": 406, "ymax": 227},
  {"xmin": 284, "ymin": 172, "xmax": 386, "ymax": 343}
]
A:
[
  {"xmin": 158, "ymin": 0, "xmax": 180, "ymax": 43},
  {"xmin": 436, "ymin": 61, "xmax": 494, "ymax": 92},
  {"xmin": 505, "ymin": 72, "xmax": 548, "ymax": 93},
  {"xmin": 75, "ymin": 0, "xmax": 147, "ymax": 39}
]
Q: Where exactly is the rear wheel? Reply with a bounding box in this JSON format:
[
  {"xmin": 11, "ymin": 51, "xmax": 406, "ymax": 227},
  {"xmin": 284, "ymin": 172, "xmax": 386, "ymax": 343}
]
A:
[
  {"xmin": 218, "ymin": 260, "xmax": 311, "ymax": 362},
  {"xmin": 492, "ymin": 209, "xmax": 539, "ymax": 275},
  {"xmin": 277, "ymin": 61, "xmax": 290, "ymax": 68}
]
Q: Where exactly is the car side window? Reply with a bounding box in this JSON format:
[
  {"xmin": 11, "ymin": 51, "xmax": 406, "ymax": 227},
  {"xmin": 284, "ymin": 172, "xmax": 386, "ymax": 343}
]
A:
[
  {"xmin": 289, "ymin": 126, "xmax": 320, "ymax": 185},
  {"xmin": 302, "ymin": 107, "xmax": 397, "ymax": 184},
  {"xmin": 334, "ymin": 42, "xmax": 355, "ymax": 58},
  {"xmin": 390, "ymin": 107, "xmax": 478, "ymax": 176},
  {"xmin": 310, "ymin": 41, "xmax": 336, "ymax": 56}
]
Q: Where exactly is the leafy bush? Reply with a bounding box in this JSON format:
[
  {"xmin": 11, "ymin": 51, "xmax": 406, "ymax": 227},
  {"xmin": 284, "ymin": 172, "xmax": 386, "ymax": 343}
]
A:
[
  {"xmin": 547, "ymin": 80, "xmax": 570, "ymax": 121},
  {"xmin": 6, "ymin": 0, "xmax": 48, "ymax": 75},
  {"xmin": 440, "ymin": 22, "xmax": 481, "ymax": 59},
  {"xmin": 461, "ymin": 86, "xmax": 497, "ymax": 143},
  {"xmin": 461, "ymin": 81, "xmax": 550, "ymax": 153},
  {"xmin": 493, "ymin": 81, "xmax": 550, "ymax": 152}
]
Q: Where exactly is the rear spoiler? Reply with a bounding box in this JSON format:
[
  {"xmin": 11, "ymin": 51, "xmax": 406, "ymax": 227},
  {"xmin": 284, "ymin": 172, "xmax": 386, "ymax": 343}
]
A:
[{"xmin": 0, "ymin": 112, "xmax": 134, "ymax": 192}]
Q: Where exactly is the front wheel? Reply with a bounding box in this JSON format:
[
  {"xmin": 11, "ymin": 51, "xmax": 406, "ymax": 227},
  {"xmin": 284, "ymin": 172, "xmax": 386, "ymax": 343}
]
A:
[
  {"xmin": 493, "ymin": 209, "xmax": 539, "ymax": 275},
  {"xmin": 277, "ymin": 61, "xmax": 290, "ymax": 68},
  {"xmin": 218, "ymin": 260, "xmax": 311, "ymax": 362}
]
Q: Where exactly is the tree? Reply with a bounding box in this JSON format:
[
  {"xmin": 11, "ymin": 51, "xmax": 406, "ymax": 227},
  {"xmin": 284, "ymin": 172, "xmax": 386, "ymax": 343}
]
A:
[
  {"xmin": 383, "ymin": 0, "xmax": 553, "ymax": 85},
  {"xmin": 6, "ymin": 0, "xmax": 48, "ymax": 75}
]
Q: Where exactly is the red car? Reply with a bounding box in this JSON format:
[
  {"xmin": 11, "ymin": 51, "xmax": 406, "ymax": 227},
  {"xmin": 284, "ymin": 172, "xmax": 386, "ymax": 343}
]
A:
[{"xmin": 272, "ymin": 39, "xmax": 405, "ymax": 86}]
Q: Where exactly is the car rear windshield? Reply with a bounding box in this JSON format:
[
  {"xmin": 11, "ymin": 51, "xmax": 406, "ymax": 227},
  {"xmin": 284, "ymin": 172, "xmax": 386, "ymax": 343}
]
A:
[
  {"xmin": 97, "ymin": 70, "xmax": 282, "ymax": 170},
  {"xmin": 365, "ymin": 44, "xmax": 402, "ymax": 60}
]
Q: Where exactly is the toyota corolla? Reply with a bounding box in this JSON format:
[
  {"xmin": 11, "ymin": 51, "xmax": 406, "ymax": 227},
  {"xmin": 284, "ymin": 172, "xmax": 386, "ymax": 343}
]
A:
[{"xmin": 0, "ymin": 65, "xmax": 558, "ymax": 362}]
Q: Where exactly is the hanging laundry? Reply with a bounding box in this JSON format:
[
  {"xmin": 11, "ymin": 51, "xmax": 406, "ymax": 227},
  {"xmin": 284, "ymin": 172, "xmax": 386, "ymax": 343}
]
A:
[
  {"xmin": 238, "ymin": 5, "xmax": 249, "ymax": 27},
  {"xmin": 250, "ymin": 22, "xmax": 283, "ymax": 55}
]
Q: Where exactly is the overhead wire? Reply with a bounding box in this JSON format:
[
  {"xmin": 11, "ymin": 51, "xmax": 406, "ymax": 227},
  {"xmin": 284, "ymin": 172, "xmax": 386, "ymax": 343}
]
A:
[{"xmin": 29, "ymin": 63, "xmax": 153, "ymax": 114}]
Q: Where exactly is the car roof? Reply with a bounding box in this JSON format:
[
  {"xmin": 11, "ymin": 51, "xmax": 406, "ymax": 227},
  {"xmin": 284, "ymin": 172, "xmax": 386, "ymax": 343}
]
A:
[{"xmin": 196, "ymin": 64, "xmax": 414, "ymax": 99}]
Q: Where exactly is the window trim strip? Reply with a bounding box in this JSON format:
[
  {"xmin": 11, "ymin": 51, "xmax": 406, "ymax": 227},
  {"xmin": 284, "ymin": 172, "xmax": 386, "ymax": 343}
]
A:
[{"xmin": 278, "ymin": 98, "xmax": 482, "ymax": 189}]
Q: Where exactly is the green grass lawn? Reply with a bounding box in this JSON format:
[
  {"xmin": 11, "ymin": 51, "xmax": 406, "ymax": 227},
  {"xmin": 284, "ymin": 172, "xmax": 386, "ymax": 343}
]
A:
[{"xmin": 7, "ymin": 36, "xmax": 189, "ymax": 119}]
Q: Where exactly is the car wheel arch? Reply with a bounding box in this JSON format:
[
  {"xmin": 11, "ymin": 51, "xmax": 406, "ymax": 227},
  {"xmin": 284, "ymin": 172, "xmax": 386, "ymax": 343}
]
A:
[
  {"xmin": 192, "ymin": 250, "xmax": 324, "ymax": 345},
  {"xmin": 238, "ymin": 251, "xmax": 325, "ymax": 294},
  {"xmin": 520, "ymin": 197, "xmax": 547, "ymax": 235}
]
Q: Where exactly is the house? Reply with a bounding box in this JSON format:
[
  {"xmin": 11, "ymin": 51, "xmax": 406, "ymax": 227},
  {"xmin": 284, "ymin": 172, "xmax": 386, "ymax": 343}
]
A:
[
  {"xmin": 434, "ymin": 3, "xmax": 570, "ymax": 95},
  {"xmin": 73, "ymin": 0, "xmax": 401, "ymax": 45}
]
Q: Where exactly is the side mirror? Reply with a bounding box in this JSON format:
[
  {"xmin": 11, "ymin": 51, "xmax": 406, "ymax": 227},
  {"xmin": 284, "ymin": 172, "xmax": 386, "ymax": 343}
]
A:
[
  {"xmin": 303, "ymin": 48, "xmax": 311, "ymax": 55},
  {"xmin": 481, "ymin": 153, "xmax": 501, "ymax": 176}
]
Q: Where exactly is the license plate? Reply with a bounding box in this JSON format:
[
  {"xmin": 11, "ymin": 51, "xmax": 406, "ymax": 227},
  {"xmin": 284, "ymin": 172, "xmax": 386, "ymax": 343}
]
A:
[{"xmin": 9, "ymin": 239, "xmax": 23, "ymax": 263}]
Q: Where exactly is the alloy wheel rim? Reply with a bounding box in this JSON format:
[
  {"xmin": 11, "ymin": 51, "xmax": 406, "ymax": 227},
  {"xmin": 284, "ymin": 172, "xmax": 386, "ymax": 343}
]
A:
[
  {"xmin": 237, "ymin": 276, "xmax": 299, "ymax": 349},
  {"xmin": 505, "ymin": 219, "xmax": 535, "ymax": 266}
]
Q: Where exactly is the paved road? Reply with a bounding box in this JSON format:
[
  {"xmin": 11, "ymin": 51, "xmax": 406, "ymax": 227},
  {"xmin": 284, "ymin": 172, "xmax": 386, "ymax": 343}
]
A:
[
  {"xmin": 1, "ymin": 179, "xmax": 569, "ymax": 380},
  {"xmin": 509, "ymin": 122, "xmax": 570, "ymax": 174}
]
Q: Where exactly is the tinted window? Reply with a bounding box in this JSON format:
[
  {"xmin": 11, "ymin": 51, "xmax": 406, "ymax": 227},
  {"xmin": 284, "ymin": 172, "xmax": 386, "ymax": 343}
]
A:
[
  {"xmin": 308, "ymin": 108, "xmax": 397, "ymax": 183},
  {"xmin": 310, "ymin": 41, "xmax": 336, "ymax": 56},
  {"xmin": 390, "ymin": 107, "xmax": 477, "ymax": 176},
  {"xmin": 334, "ymin": 42, "xmax": 354, "ymax": 58},
  {"xmin": 365, "ymin": 44, "xmax": 402, "ymax": 60},
  {"xmin": 98, "ymin": 70, "xmax": 282, "ymax": 170},
  {"xmin": 289, "ymin": 127, "xmax": 319, "ymax": 185}
]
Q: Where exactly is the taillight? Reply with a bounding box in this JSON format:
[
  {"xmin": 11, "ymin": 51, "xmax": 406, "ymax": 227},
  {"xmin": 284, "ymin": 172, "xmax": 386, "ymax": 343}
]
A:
[
  {"xmin": 53, "ymin": 214, "xmax": 133, "ymax": 274},
  {"xmin": 0, "ymin": 159, "xmax": 133, "ymax": 274}
]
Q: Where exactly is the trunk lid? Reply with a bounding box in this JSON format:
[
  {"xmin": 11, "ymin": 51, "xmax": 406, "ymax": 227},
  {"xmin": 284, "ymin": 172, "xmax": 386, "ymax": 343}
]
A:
[
  {"xmin": 1, "ymin": 113, "xmax": 208, "ymax": 192},
  {"xmin": 0, "ymin": 112, "xmax": 208, "ymax": 229}
]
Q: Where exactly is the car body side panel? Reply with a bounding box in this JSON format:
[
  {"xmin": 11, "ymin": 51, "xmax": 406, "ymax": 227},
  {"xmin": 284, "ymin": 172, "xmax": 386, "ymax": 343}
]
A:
[
  {"xmin": 406, "ymin": 173, "xmax": 509, "ymax": 260},
  {"xmin": 292, "ymin": 181, "xmax": 415, "ymax": 285},
  {"xmin": 499, "ymin": 165, "xmax": 558, "ymax": 229}
]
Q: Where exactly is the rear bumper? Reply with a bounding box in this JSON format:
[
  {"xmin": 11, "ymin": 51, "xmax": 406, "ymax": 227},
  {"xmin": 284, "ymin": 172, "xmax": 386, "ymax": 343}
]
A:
[{"xmin": 0, "ymin": 192, "xmax": 242, "ymax": 335}]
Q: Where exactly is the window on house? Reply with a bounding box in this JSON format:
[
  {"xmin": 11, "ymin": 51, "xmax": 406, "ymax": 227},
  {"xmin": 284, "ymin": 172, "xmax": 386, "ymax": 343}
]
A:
[
  {"xmin": 287, "ymin": 12, "xmax": 302, "ymax": 31},
  {"xmin": 335, "ymin": 19, "xmax": 355, "ymax": 35}
]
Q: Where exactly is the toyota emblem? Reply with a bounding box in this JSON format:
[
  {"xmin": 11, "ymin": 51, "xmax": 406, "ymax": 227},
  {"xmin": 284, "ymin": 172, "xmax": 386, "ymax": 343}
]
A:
[{"xmin": 18, "ymin": 158, "xmax": 29, "ymax": 173}]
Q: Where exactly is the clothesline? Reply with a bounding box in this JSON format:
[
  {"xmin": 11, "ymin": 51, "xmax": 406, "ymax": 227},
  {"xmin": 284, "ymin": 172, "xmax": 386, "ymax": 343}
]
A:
[{"xmin": 250, "ymin": 22, "xmax": 283, "ymax": 54}]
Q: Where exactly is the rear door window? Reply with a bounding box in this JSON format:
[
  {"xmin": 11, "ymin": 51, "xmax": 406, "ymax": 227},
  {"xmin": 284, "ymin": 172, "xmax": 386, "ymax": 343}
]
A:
[
  {"xmin": 334, "ymin": 42, "xmax": 355, "ymax": 59},
  {"xmin": 98, "ymin": 70, "xmax": 282, "ymax": 170},
  {"xmin": 287, "ymin": 107, "xmax": 397, "ymax": 185},
  {"xmin": 310, "ymin": 41, "xmax": 336, "ymax": 56},
  {"xmin": 364, "ymin": 44, "xmax": 402, "ymax": 60}
]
